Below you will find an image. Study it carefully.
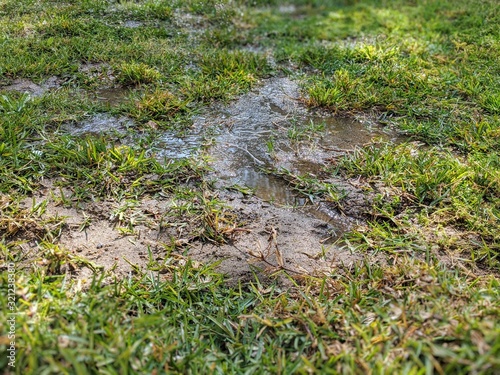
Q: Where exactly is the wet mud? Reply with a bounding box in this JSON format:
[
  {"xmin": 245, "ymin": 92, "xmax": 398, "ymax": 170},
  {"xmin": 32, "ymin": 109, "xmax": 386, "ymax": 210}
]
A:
[
  {"xmin": 1, "ymin": 76, "xmax": 62, "ymax": 96},
  {"xmin": 62, "ymin": 113, "xmax": 133, "ymax": 136},
  {"xmin": 19, "ymin": 76, "xmax": 404, "ymax": 282},
  {"xmin": 180, "ymin": 77, "xmax": 401, "ymax": 280},
  {"xmin": 200, "ymin": 77, "xmax": 401, "ymax": 223}
]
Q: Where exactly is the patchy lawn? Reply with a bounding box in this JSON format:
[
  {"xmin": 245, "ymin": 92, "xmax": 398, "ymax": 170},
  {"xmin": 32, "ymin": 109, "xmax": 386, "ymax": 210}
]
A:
[{"xmin": 0, "ymin": 0, "xmax": 499, "ymax": 373}]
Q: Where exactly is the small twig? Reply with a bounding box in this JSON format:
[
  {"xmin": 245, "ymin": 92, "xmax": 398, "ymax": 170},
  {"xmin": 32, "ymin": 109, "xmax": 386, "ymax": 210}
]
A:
[
  {"xmin": 245, "ymin": 228, "xmax": 304, "ymax": 275},
  {"xmin": 258, "ymin": 256, "xmax": 302, "ymax": 275}
]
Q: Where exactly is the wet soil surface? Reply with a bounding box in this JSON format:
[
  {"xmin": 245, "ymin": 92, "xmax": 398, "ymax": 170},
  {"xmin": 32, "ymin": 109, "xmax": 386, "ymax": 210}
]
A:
[
  {"xmin": 13, "ymin": 77, "xmax": 402, "ymax": 283},
  {"xmin": 1, "ymin": 76, "xmax": 63, "ymax": 96},
  {"xmin": 184, "ymin": 77, "xmax": 401, "ymax": 281},
  {"xmin": 62, "ymin": 113, "xmax": 133, "ymax": 136},
  {"xmin": 204, "ymin": 77, "xmax": 400, "ymax": 204},
  {"xmin": 20, "ymin": 184, "xmax": 368, "ymax": 285}
]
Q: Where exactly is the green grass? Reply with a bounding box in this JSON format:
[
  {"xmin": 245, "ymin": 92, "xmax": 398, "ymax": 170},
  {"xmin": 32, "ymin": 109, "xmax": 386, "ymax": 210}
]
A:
[
  {"xmin": 0, "ymin": 0, "xmax": 499, "ymax": 373},
  {"xmin": 264, "ymin": 1, "xmax": 499, "ymax": 149},
  {"xmin": 1, "ymin": 257, "xmax": 498, "ymax": 374},
  {"xmin": 335, "ymin": 142, "xmax": 500, "ymax": 269}
]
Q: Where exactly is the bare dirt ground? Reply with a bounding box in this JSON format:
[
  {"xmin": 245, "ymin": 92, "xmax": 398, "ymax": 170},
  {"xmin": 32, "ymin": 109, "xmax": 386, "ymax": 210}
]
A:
[{"xmin": 19, "ymin": 184, "xmax": 370, "ymax": 285}]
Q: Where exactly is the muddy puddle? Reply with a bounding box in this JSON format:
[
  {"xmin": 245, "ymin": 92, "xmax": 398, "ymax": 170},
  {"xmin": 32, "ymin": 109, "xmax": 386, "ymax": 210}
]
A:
[
  {"xmin": 60, "ymin": 77, "xmax": 403, "ymax": 238},
  {"xmin": 63, "ymin": 113, "xmax": 133, "ymax": 136},
  {"xmin": 154, "ymin": 131, "xmax": 203, "ymax": 159},
  {"xmin": 1, "ymin": 77, "xmax": 62, "ymax": 96},
  {"xmin": 172, "ymin": 77, "xmax": 405, "ymax": 279},
  {"xmin": 192, "ymin": 78, "xmax": 400, "ymax": 226},
  {"xmin": 40, "ymin": 77, "xmax": 405, "ymax": 282},
  {"xmin": 210, "ymin": 114, "xmax": 400, "ymax": 205},
  {"xmin": 147, "ymin": 77, "xmax": 403, "ymax": 228},
  {"xmin": 93, "ymin": 87, "xmax": 130, "ymax": 106}
]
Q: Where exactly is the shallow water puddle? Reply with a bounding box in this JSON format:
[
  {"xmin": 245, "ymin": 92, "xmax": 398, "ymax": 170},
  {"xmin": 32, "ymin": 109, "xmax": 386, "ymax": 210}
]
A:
[
  {"xmin": 155, "ymin": 77, "xmax": 401, "ymax": 229},
  {"xmin": 63, "ymin": 78, "xmax": 400, "ymax": 230},
  {"xmin": 154, "ymin": 130, "xmax": 204, "ymax": 159},
  {"xmin": 63, "ymin": 113, "xmax": 132, "ymax": 136},
  {"xmin": 317, "ymin": 116, "xmax": 402, "ymax": 148},
  {"xmin": 55, "ymin": 78, "xmax": 397, "ymax": 278},
  {"xmin": 206, "ymin": 79, "xmax": 399, "ymax": 218},
  {"xmin": 229, "ymin": 166, "xmax": 305, "ymax": 206},
  {"xmin": 93, "ymin": 87, "xmax": 130, "ymax": 106},
  {"xmin": 215, "ymin": 115, "xmax": 400, "ymax": 205}
]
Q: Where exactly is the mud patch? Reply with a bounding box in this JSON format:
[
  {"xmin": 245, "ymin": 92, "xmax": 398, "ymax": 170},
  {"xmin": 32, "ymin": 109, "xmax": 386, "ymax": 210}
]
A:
[
  {"xmin": 62, "ymin": 113, "xmax": 134, "ymax": 136},
  {"xmin": 15, "ymin": 184, "xmax": 366, "ymax": 286},
  {"xmin": 186, "ymin": 190, "xmax": 364, "ymax": 284},
  {"xmin": 1, "ymin": 76, "xmax": 62, "ymax": 96},
  {"xmin": 79, "ymin": 62, "xmax": 116, "ymax": 84},
  {"xmin": 13, "ymin": 180, "xmax": 485, "ymax": 287},
  {"xmin": 177, "ymin": 77, "xmax": 402, "ymax": 280},
  {"xmin": 13, "ymin": 77, "xmax": 405, "ymax": 284},
  {"xmin": 15, "ymin": 193, "xmax": 169, "ymax": 281},
  {"xmin": 69, "ymin": 76, "xmax": 401, "ymax": 282}
]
